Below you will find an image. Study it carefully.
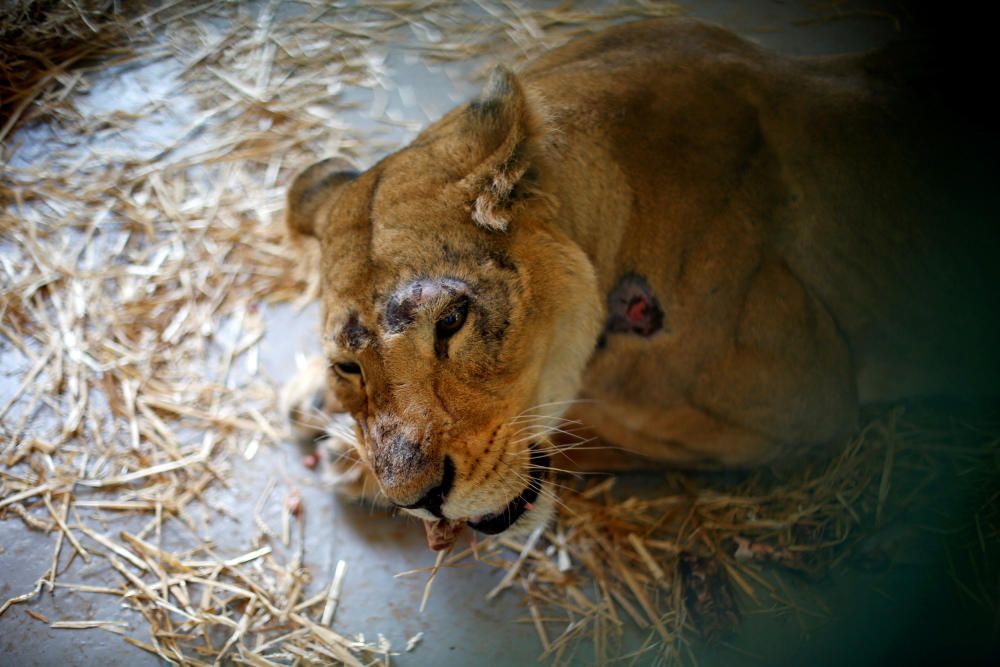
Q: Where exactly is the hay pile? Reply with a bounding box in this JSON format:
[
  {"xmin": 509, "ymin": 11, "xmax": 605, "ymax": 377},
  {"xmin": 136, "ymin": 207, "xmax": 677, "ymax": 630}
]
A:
[
  {"xmin": 1, "ymin": 1, "xmax": 997, "ymax": 665},
  {"xmin": 0, "ymin": 0, "xmax": 144, "ymax": 142},
  {"xmin": 436, "ymin": 406, "xmax": 1000, "ymax": 664}
]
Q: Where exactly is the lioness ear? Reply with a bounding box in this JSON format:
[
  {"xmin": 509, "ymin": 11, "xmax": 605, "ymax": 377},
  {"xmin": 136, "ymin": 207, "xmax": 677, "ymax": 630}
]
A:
[
  {"xmin": 463, "ymin": 66, "xmax": 542, "ymax": 232},
  {"xmin": 286, "ymin": 158, "xmax": 358, "ymax": 240}
]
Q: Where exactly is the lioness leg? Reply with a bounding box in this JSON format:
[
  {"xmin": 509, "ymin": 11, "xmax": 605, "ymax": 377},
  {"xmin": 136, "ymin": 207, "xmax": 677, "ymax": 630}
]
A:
[
  {"xmin": 280, "ymin": 356, "xmax": 386, "ymax": 505},
  {"xmin": 279, "ymin": 355, "xmax": 341, "ymax": 444},
  {"xmin": 320, "ymin": 428, "xmax": 388, "ymax": 506}
]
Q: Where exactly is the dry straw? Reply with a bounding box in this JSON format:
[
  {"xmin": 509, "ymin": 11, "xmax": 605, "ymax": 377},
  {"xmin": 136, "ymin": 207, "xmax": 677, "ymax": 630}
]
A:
[
  {"xmin": 1, "ymin": 1, "xmax": 997, "ymax": 665},
  {"xmin": 436, "ymin": 407, "xmax": 1000, "ymax": 664}
]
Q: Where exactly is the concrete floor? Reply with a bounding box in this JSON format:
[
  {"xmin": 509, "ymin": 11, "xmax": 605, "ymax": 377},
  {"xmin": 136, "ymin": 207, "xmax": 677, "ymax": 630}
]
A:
[{"xmin": 2, "ymin": 1, "xmax": 996, "ymax": 665}]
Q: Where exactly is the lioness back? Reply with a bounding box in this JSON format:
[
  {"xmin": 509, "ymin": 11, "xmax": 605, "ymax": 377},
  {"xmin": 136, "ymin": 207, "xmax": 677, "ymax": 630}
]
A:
[{"xmin": 503, "ymin": 20, "xmax": 999, "ymax": 464}]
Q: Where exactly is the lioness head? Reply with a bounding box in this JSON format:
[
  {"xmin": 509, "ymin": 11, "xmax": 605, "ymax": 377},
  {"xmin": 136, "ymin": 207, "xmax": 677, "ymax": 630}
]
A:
[{"xmin": 286, "ymin": 68, "xmax": 602, "ymax": 537}]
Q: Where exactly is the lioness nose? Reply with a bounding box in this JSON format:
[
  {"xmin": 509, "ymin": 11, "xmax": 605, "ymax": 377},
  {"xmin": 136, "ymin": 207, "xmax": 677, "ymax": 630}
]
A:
[
  {"xmin": 394, "ymin": 455, "xmax": 455, "ymax": 518},
  {"xmin": 372, "ymin": 433, "xmax": 455, "ymax": 515}
]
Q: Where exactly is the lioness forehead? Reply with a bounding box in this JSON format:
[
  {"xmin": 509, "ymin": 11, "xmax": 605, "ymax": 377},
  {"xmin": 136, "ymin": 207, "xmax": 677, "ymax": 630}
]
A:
[{"xmin": 317, "ymin": 145, "xmax": 527, "ymax": 362}]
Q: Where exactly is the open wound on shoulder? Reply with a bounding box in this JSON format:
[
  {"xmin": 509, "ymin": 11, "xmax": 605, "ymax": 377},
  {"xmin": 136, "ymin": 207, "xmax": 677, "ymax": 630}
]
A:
[{"xmin": 600, "ymin": 273, "xmax": 664, "ymax": 345}]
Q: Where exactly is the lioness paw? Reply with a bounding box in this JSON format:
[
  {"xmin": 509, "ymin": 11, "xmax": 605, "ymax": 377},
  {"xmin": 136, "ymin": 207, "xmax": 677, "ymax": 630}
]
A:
[
  {"xmin": 279, "ymin": 357, "xmax": 387, "ymax": 506},
  {"xmin": 321, "ymin": 423, "xmax": 389, "ymax": 507},
  {"xmin": 279, "ymin": 355, "xmax": 341, "ymax": 445}
]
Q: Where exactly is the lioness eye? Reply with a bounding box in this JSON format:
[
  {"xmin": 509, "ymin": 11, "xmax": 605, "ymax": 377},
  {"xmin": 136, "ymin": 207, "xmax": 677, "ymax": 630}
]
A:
[
  {"xmin": 435, "ymin": 299, "xmax": 469, "ymax": 339},
  {"xmin": 332, "ymin": 361, "xmax": 361, "ymax": 377}
]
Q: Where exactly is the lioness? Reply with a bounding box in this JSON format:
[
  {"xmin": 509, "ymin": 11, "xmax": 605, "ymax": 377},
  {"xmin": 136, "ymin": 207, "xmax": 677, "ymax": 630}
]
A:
[{"xmin": 282, "ymin": 19, "xmax": 998, "ymax": 544}]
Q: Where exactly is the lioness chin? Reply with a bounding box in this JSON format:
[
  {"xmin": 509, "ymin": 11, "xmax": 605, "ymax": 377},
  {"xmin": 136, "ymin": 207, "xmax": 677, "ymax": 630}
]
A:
[{"xmin": 281, "ymin": 19, "xmax": 998, "ymax": 547}]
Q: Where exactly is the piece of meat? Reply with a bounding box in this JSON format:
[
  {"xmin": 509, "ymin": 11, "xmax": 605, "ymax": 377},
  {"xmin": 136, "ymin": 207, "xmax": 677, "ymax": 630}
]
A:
[
  {"xmin": 424, "ymin": 518, "xmax": 464, "ymax": 551},
  {"xmin": 285, "ymin": 487, "xmax": 303, "ymax": 517}
]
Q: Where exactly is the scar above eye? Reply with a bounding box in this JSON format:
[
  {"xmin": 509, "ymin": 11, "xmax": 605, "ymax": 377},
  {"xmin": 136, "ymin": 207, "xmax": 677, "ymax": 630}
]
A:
[
  {"xmin": 384, "ymin": 283, "xmax": 422, "ymax": 333},
  {"xmin": 382, "ymin": 278, "xmax": 470, "ymax": 334},
  {"xmin": 337, "ymin": 312, "xmax": 374, "ymax": 350}
]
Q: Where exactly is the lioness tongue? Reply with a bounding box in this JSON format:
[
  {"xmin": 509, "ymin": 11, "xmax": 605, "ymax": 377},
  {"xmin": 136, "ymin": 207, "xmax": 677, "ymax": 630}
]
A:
[{"xmin": 423, "ymin": 518, "xmax": 465, "ymax": 552}]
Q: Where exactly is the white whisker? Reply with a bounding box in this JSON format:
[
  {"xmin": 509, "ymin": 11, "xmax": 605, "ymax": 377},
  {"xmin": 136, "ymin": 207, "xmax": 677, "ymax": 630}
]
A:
[
  {"xmin": 508, "ymin": 414, "xmax": 584, "ymax": 426},
  {"xmin": 509, "ymin": 420, "xmax": 585, "ymax": 438},
  {"xmin": 509, "ymin": 425, "xmax": 588, "ymax": 446},
  {"xmin": 492, "ymin": 451, "xmax": 574, "ymax": 514}
]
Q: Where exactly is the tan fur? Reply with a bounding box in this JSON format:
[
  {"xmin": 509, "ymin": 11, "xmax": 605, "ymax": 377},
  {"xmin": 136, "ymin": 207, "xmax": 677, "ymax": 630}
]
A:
[{"xmin": 282, "ymin": 19, "xmax": 998, "ymax": 537}]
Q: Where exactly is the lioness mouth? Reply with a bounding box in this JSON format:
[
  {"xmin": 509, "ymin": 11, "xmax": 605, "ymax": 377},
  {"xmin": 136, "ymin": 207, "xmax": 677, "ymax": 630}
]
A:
[{"xmin": 466, "ymin": 445, "xmax": 549, "ymax": 535}]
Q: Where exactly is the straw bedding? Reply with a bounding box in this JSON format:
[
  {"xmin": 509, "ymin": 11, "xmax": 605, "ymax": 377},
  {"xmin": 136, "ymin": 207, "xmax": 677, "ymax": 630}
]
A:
[{"xmin": 1, "ymin": 1, "xmax": 997, "ymax": 665}]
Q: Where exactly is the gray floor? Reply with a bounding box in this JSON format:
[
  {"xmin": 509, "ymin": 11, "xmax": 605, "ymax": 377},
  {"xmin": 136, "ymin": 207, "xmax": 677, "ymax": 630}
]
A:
[{"xmin": 2, "ymin": 1, "xmax": 993, "ymax": 666}]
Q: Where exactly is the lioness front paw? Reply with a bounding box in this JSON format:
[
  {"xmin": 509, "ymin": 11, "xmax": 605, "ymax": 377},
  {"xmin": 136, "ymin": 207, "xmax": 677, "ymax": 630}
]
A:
[
  {"xmin": 321, "ymin": 419, "xmax": 389, "ymax": 507},
  {"xmin": 279, "ymin": 356, "xmax": 387, "ymax": 506},
  {"xmin": 279, "ymin": 355, "xmax": 341, "ymax": 445}
]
